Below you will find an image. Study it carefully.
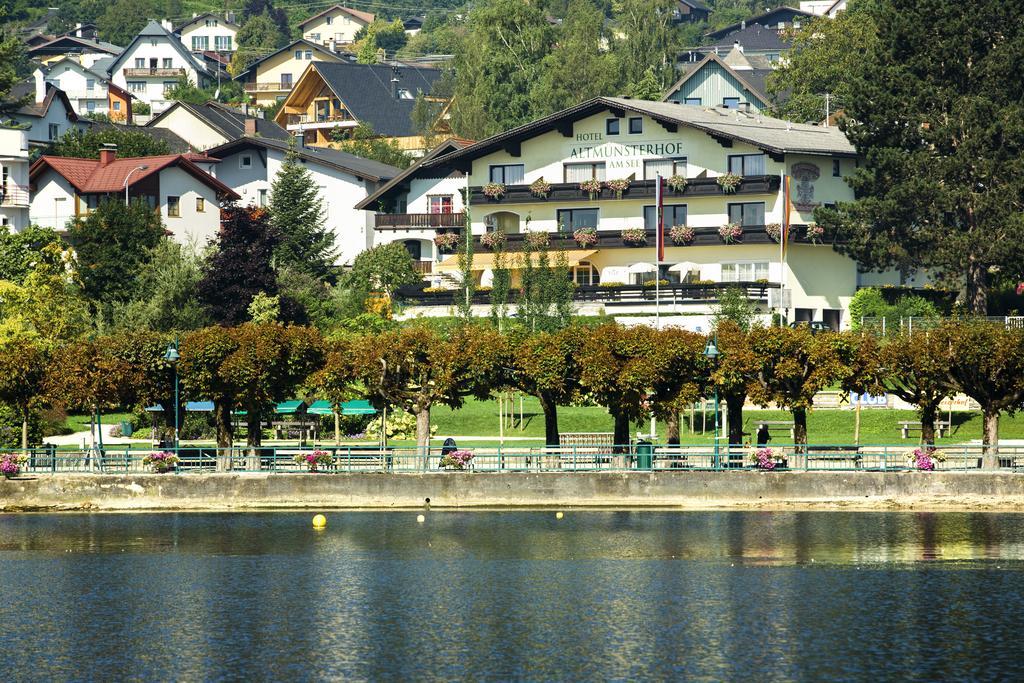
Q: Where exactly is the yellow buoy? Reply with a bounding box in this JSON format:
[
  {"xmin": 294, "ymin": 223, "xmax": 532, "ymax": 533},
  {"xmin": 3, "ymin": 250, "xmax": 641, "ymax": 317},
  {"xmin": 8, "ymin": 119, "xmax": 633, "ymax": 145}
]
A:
[
  {"xmin": 417, "ymin": 514, "xmax": 425, "ymax": 523},
  {"xmin": 556, "ymin": 511, "xmax": 564, "ymax": 519},
  {"xmin": 312, "ymin": 514, "xmax": 327, "ymax": 529}
]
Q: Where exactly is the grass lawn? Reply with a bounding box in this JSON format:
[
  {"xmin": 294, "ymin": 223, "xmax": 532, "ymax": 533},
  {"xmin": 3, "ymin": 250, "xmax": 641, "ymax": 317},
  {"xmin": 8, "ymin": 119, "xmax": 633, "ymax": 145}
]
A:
[{"xmin": 65, "ymin": 412, "xmax": 134, "ymax": 433}]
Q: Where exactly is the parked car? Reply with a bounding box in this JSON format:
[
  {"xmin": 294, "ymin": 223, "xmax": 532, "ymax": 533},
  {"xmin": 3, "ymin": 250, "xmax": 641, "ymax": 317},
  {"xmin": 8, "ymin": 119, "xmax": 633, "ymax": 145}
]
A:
[{"xmin": 789, "ymin": 321, "xmax": 832, "ymax": 333}]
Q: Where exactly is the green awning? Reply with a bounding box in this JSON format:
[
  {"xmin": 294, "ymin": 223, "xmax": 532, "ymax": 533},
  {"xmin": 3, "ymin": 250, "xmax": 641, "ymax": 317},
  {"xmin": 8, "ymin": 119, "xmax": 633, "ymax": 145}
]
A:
[
  {"xmin": 275, "ymin": 400, "xmax": 306, "ymax": 414},
  {"xmin": 307, "ymin": 400, "xmax": 333, "ymax": 415},
  {"xmin": 341, "ymin": 400, "xmax": 376, "ymax": 415}
]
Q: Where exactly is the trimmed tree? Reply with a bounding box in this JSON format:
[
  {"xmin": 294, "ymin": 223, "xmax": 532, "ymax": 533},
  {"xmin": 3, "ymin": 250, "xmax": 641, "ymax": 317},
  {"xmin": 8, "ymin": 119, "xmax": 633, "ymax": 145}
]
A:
[
  {"xmin": 0, "ymin": 337, "xmax": 48, "ymax": 449},
  {"xmin": 650, "ymin": 328, "xmax": 711, "ymax": 445},
  {"xmin": 878, "ymin": 332, "xmax": 952, "ymax": 445},
  {"xmin": 711, "ymin": 321, "xmax": 759, "ymax": 445},
  {"xmin": 309, "ymin": 334, "xmax": 360, "ymax": 444},
  {"xmin": 179, "ymin": 326, "xmax": 241, "ymax": 462}
]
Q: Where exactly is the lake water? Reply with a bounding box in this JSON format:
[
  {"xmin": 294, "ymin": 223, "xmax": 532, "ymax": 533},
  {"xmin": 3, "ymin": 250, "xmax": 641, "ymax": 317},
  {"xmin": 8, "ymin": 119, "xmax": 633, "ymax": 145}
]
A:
[{"xmin": 1, "ymin": 511, "xmax": 1023, "ymax": 681}]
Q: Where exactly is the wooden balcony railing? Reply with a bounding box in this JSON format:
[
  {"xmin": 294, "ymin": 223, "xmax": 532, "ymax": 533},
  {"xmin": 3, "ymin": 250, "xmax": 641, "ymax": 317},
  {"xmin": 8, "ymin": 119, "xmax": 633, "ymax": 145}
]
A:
[
  {"xmin": 468, "ymin": 175, "xmax": 781, "ymax": 205},
  {"xmin": 412, "ymin": 261, "xmax": 433, "ymax": 274},
  {"xmin": 374, "ymin": 212, "xmax": 466, "ymax": 229},
  {"xmin": 244, "ymin": 82, "xmax": 293, "ymax": 92},
  {"xmin": 124, "ymin": 68, "xmax": 187, "ymax": 77}
]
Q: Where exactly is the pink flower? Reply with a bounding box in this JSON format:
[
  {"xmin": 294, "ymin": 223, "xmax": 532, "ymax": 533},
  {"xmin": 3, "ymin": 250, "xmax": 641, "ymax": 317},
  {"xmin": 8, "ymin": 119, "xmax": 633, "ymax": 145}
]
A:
[{"xmin": 1017, "ymin": 282, "xmax": 1024, "ymax": 296}]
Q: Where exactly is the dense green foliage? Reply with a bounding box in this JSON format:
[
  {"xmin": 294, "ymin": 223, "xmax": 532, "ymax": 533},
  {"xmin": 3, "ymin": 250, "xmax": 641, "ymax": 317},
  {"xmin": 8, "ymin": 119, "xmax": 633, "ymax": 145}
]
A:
[
  {"xmin": 331, "ymin": 122, "xmax": 413, "ymax": 169},
  {"xmin": 269, "ymin": 140, "xmax": 336, "ymax": 279},
  {"xmin": 49, "ymin": 126, "xmax": 171, "ymax": 158}
]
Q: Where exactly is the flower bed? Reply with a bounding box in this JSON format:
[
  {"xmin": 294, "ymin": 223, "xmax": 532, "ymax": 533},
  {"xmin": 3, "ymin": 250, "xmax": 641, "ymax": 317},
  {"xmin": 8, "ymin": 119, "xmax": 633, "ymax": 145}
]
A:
[
  {"xmin": 294, "ymin": 449, "xmax": 335, "ymax": 473},
  {"xmin": 579, "ymin": 179, "xmax": 603, "ymax": 199},
  {"xmin": 716, "ymin": 172, "xmax": 742, "ymax": 193},
  {"xmin": 666, "ymin": 174, "xmax": 688, "ymax": 193},
  {"xmin": 434, "ymin": 232, "xmax": 460, "ymax": 252},
  {"xmin": 525, "ymin": 230, "xmax": 550, "ymax": 249},
  {"xmin": 806, "ymin": 224, "xmax": 824, "ymax": 243},
  {"xmin": 622, "ymin": 227, "xmax": 647, "ymax": 245},
  {"xmin": 719, "ymin": 223, "xmax": 743, "ymax": 243},
  {"xmin": 750, "ymin": 447, "xmax": 785, "ymax": 470},
  {"xmin": 907, "ymin": 446, "xmax": 943, "ymax": 471},
  {"xmin": 0, "ymin": 453, "xmax": 27, "ymax": 478},
  {"xmin": 573, "ymin": 227, "xmax": 598, "ymax": 247},
  {"xmin": 482, "ymin": 182, "xmax": 506, "ymax": 200},
  {"xmin": 765, "ymin": 223, "xmax": 782, "ymax": 241},
  {"xmin": 440, "ymin": 450, "xmax": 474, "ymax": 470},
  {"xmin": 606, "ymin": 178, "xmax": 630, "ymax": 199},
  {"xmin": 480, "ymin": 231, "xmax": 506, "ymax": 249},
  {"xmin": 669, "ymin": 224, "xmax": 695, "ymax": 245},
  {"xmin": 143, "ymin": 451, "xmax": 179, "ymax": 473}
]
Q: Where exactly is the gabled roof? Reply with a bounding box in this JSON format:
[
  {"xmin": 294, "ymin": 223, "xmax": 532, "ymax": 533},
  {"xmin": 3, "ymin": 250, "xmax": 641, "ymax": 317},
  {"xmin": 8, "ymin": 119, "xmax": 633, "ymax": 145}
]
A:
[
  {"xmin": 107, "ymin": 21, "xmax": 211, "ymax": 78},
  {"xmin": 147, "ymin": 100, "xmax": 290, "ymax": 142},
  {"xmin": 298, "ymin": 5, "xmax": 376, "ymax": 29},
  {"xmin": 429, "ymin": 97, "xmax": 855, "ymax": 168},
  {"xmin": 86, "ymin": 119, "xmax": 193, "ymax": 153},
  {"xmin": 355, "ymin": 138, "xmax": 469, "ymax": 210},
  {"xmin": 706, "ymin": 6, "xmax": 814, "ymax": 40},
  {"xmin": 8, "ymin": 81, "xmax": 79, "ymax": 121},
  {"xmin": 288, "ymin": 61, "xmax": 441, "ymax": 138},
  {"xmin": 27, "ymin": 35, "xmax": 123, "ymax": 56},
  {"xmin": 679, "ymin": 0, "xmax": 709, "ymax": 10},
  {"xmin": 206, "ymin": 136, "xmax": 401, "ymax": 183},
  {"xmin": 232, "ymin": 39, "xmax": 344, "ymax": 81},
  {"xmin": 30, "ymin": 153, "xmax": 239, "ymax": 198},
  {"xmin": 173, "ymin": 12, "xmax": 240, "ymax": 33},
  {"xmin": 662, "ymin": 53, "xmax": 771, "ymax": 108},
  {"xmin": 705, "ymin": 24, "xmax": 792, "ymax": 52}
]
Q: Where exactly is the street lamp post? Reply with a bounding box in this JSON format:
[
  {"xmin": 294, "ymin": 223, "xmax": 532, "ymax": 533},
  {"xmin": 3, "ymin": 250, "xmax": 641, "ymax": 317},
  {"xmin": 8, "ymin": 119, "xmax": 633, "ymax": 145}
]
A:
[
  {"xmin": 703, "ymin": 336, "xmax": 720, "ymax": 469},
  {"xmin": 164, "ymin": 340, "xmax": 180, "ymax": 452},
  {"xmin": 124, "ymin": 165, "xmax": 149, "ymax": 205}
]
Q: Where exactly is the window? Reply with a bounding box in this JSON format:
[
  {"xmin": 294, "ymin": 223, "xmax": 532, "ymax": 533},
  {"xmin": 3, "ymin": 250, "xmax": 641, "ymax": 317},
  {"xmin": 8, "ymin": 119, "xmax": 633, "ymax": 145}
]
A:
[
  {"xmin": 606, "ymin": 118, "xmax": 620, "ymax": 135},
  {"xmin": 196, "ymin": 197, "xmax": 205, "ymax": 212},
  {"xmin": 150, "ymin": 39, "xmax": 158, "ymax": 47},
  {"xmin": 556, "ymin": 208, "xmax": 599, "ymax": 231},
  {"xmin": 428, "ymin": 195, "xmax": 454, "ymax": 213},
  {"xmin": 48, "ymin": 123, "xmax": 59, "ymax": 140},
  {"xmin": 563, "ymin": 162, "xmax": 605, "ymax": 183},
  {"xmin": 310, "ymin": 33, "xmax": 320, "ymax": 41},
  {"xmin": 723, "ymin": 97, "xmax": 740, "ymax": 109},
  {"xmin": 684, "ymin": 97, "xmax": 701, "ymax": 106},
  {"xmin": 727, "ymin": 202, "xmax": 766, "ymax": 226},
  {"xmin": 643, "ymin": 157, "xmax": 686, "ymax": 180},
  {"xmin": 628, "ymin": 117, "xmax": 643, "ymax": 134},
  {"xmin": 239, "ymin": 154, "xmax": 253, "ymax": 169},
  {"xmin": 644, "ymin": 205, "xmax": 687, "ymax": 230},
  {"xmin": 127, "ymin": 81, "xmax": 145, "ymax": 93},
  {"xmin": 86, "ymin": 78, "xmax": 95, "ymax": 91},
  {"xmin": 294, "ymin": 50, "xmax": 303, "ymax": 59},
  {"xmin": 727, "ymin": 153, "xmax": 766, "ymax": 176},
  {"xmin": 832, "ymin": 159, "xmax": 841, "ymax": 177},
  {"xmin": 215, "ymin": 36, "xmax": 232, "ymax": 51},
  {"xmin": 163, "ymin": 81, "xmax": 177, "ymax": 94},
  {"xmin": 258, "ymin": 189, "xmax": 268, "ymax": 207},
  {"xmin": 722, "ymin": 261, "xmax": 769, "ymax": 282},
  {"xmin": 206, "ymin": 19, "xmax": 217, "ymax": 27},
  {"xmin": 192, "ymin": 36, "xmax": 209, "ymax": 51},
  {"xmin": 86, "ymin": 100, "xmax": 96, "ymax": 112},
  {"xmin": 326, "ymin": 16, "xmax": 334, "ymax": 25},
  {"xmin": 488, "ymin": 164, "xmax": 525, "ymax": 184},
  {"xmin": 304, "ymin": 50, "xmax": 313, "ymax": 60},
  {"xmin": 162, "ymin": 58, "xmax": 172, "ymax": 68},
  {"xmin": 113, "ymin": 101, "xmax": 121, "ymax": 111},
  {"xmin": 135, "ymin": 58, "xmax": 145, "ymax": 68},
  {"xmin": 574, "ymin": 262, "xmax": 599, "ymax": 286},
  {"xmin": 280, "ymin": 73, "xmax": 293, "ymax": 88},
  {"xmin": 765, "ymin": 53, "xmax": 780, "ymax": 62},
  {"xmin": 167, "ymin": 196, "xmax": 180, "ymax": 217}
]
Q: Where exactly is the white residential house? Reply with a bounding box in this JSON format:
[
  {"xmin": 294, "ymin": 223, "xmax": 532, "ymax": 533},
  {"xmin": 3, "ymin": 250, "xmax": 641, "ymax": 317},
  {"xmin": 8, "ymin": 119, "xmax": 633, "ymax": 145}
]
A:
[
  {"xmin": 147, "ymin": 100, "xmax": 290, "ymax": 151},
  {"xmin": 175, "ymin": 12, "xmax": 240, "ymax": 53},
  {"xmin": 107, "ymin": 21, "xmax": 216, "ymax": 115},
  {"xmin": 298, "ymin": 5, "xmax": 376, "ymax": 47},
  {"xmin": 0, "ymin": 127, "xmax": 31, "ymax": 231},
  {"xmin": 29, "ymin": 147, "xmax": 239, "ymax": 244},
  {"xmin": 800, "ymin": 0, "xmax": 847, "ymax": 16},
  {"xmin": 40, "ymin": 57, "xmax": 132, "ymax": 119},
  {"xmin": 207, "ymin": 136, "xmax": 400, "ymax": 265},
  {"xmin": 7, "ymin": 75, "xmax": 84, "ymax": 147}
]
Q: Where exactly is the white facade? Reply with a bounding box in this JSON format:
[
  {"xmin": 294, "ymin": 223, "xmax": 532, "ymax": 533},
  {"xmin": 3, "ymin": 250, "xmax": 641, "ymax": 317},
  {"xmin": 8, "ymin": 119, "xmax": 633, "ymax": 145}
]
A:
[
  {"xmin": 179, "ymin": 16, "xmax": 238, "ymax": 53},
  {"xmin": 148, "ymin": 105, "xmax": 228, "ymax": 151},
  {"xmin": 110, "ymin": 30, "xmax": 209, "ymax": 114},
  {"xmin": 0, "ymin": 128, "xmax": 31, "ymax": 231},
  {"xmin": 372, "ymin": 174, "xmax": 466, "ymax": 263},
  {"xmin": 799, "ymin": 0, "xmax": 846, "ymax": 16},
  {"xmin": 28, "ymin": 171, "xmax": 78, "ymax": 231},
  {"xmin": 13, "ymin": 75, "xmax": 85, "ymax": 146},
  {"xmin": 300, "ymin": 8, "xmax": 373, "ymax": 46},
  {"xmin": 43, "ymin": 59, "xmax": 109, "ymax": 117},
  {"xmin": 213, "ymin": 145, "xmax": 378, "ymax": 265}
]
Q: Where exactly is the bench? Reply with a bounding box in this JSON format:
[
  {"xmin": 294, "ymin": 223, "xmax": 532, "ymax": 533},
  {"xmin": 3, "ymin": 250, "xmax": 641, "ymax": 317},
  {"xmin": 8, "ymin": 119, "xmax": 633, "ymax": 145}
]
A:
[
  {"xmin": 271, "ymin": 421, "xmax": 317, "ymax": 441},
  {"xmin": 757, "ymin": 421, "xmax": 795, "ymax": 440},
  {"xmin": 898, "ymin": 421, "xmax": 950, "ymax": 439}
]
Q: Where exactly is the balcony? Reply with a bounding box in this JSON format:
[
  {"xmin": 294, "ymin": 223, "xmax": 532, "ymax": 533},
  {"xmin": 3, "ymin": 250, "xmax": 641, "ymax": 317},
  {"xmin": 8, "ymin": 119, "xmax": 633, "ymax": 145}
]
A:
[
  {"xmin": 124, "ymin": 68, "xmax": 187, "ymax": 78},
  {"xmin": 285, "ymin": 113, "xmax": 357, "ymax": 131},
  {"xmin": 375, "ymin": 212, "xmax": 466, "ymax": 229},
  {"xmin": 412, "ymin": 260, "xmax": 433, "ymax": 275},
  {"xmin": 0, "ymin": 184, "xmax": 29, "ymax": 207},
  {"xmin": 468, "ymin": 175, "xmax": 781, "ymax": 205},
  {"xmin": 244, "ymin": 82, "xmax": 294, "ymax": 93}
]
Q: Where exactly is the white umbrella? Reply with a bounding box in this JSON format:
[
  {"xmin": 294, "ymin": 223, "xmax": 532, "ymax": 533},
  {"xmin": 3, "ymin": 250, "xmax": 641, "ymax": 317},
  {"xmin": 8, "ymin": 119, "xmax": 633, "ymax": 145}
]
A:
[
  {"xmin": 667, "ymin": 261, "xmax": 698, "ymax": 273},
  {"xmin": 628, "ymin": 262, "xmax": 657, "ymax": 274}
]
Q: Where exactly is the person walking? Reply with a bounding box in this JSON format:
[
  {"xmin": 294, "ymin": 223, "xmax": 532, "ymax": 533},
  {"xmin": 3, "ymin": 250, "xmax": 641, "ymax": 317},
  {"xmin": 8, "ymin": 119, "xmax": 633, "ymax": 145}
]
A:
[{"xmin": 756, "ymin": 424, "xmax": 771, "ymax": 448}]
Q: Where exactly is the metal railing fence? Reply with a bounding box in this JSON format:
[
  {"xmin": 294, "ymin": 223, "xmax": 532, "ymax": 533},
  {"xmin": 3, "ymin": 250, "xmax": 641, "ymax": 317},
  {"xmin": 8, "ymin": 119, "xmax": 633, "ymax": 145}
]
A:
[{"xmin": 7, "ymin": 443, "xmax": 1024, "ymax": 475}]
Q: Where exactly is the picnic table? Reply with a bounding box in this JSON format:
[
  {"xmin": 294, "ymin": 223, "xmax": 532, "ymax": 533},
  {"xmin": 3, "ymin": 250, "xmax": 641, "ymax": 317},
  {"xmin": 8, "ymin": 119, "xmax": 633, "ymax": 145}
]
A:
[{"xmin": 897, "ymin": 420, "xmax": 950, "ymax": 439}]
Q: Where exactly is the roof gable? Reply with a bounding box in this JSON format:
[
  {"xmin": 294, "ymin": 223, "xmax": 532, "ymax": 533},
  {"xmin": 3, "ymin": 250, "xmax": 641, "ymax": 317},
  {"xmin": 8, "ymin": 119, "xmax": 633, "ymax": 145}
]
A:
[
  {"xmin": 663, "ymin": 53, "xmax": 770, "ymax": 107},
  {"xmin": 27, "ymin": 35, "xmax": 122, "ymax": 56},
  {"xmin": 206, "ymin": 136, "xmax": 400, "ymax": 182},
  {"xmin": 30, "ymin": 153, "xmax": 239, "ymax": 197},
  {"xmin": 355, "ymin": 138, "xmax": 468, "ymax": 210},
  {"xmin": 299, "ymin": 5, "xmax": 376, "ymax": 29},
  {"xmin": 232, "ymin": 39, "xmax": 343, "ymax": 80},
  {"xmin": 148, "ymin": 100, "xmax": 289, "ymax": 142},
  {"xmin": 706, "ymin": 6, "xmax": 813, "ymax": 39},
  {"xmin": 173, "ymin": 13, "xmax": 240, "ymax": 33},
  {"xmin": 108, "ymin": 21, "xmax": 209, "ymax": 78}
]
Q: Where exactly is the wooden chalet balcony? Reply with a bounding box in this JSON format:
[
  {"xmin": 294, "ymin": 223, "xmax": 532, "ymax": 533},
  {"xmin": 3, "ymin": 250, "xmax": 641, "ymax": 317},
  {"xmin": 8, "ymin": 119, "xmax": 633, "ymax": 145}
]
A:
[
  {"xmin": 374, "ymin": 212, "xmax": 466, "ymax": 229},
  {"xmin": 468, "ymin": 175, "xmax": 781, "ymax": 205},
  {"xmin": 124, "ymin": 67, "xmax": 187, "ymax": 77},
  {"xmin": 412, "ymin": 260, "xmax": 433, "ymax": 275}
]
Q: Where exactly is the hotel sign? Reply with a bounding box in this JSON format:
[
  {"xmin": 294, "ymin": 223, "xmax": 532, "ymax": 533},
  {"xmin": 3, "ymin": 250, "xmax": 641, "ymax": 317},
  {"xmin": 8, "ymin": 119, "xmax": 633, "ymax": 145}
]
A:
[{"xmin": 568, "ymin": 137, "xmax": 685, "ymax": 169}]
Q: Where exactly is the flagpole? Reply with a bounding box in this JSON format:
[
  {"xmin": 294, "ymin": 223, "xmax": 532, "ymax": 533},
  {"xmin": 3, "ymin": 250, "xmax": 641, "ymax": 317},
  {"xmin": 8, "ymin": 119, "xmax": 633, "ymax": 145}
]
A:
[{"xmin": 655, "ymin": 173, "xmax": 664, "ymax": 330}]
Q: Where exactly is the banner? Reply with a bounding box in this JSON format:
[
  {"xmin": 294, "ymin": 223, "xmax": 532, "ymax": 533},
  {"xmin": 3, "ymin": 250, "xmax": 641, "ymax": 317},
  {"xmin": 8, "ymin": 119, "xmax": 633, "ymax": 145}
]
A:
[
  {"xmin": 781, "ymin": 174, "xmax": 791, "ymax": 262},
  {"xmin": 656, "ymin": 174, "xmax": 665, "ymax": 263}
]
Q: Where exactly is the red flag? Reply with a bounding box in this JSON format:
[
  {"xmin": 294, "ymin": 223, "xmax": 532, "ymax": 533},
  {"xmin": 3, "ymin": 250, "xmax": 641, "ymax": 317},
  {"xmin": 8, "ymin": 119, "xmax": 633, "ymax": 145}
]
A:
[{"xmin": 656, "ymin": 174, "xmax": 665, "ymax": 262}]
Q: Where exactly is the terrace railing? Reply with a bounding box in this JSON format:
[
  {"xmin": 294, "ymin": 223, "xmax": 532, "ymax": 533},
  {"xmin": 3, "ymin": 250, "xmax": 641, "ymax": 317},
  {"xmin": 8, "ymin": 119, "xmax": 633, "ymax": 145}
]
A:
[{"xmin": 11, "ymin": 443, "xmax": 1024, "ymax": 475}]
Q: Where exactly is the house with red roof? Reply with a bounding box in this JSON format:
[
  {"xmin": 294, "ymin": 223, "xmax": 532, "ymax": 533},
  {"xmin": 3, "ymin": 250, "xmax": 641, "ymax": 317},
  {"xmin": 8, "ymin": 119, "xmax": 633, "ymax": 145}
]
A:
[{"xmin": 29, "ymin": 146, "xmax": 239, "ymax": 246}]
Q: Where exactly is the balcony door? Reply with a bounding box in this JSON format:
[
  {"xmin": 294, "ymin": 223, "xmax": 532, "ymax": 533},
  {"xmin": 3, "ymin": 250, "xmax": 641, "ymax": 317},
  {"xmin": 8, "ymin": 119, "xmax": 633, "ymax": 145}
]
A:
[{"xmin": 428, "ymin": 195, "xmax": 453, "ymax": 214}]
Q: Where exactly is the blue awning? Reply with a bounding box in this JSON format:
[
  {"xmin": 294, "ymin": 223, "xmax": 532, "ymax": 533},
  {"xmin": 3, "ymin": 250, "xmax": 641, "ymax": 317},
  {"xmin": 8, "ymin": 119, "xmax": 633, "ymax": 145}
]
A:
[{"xmin": 145, "ymin": 401, "xmax": 214, "ymax": 412}]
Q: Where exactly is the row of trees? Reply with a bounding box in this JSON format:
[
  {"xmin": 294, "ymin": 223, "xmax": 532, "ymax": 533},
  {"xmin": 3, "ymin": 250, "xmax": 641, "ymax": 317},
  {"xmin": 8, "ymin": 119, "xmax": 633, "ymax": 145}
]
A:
[{"xmin": 5, "ymin": 319, "xmax": 1024, "ymax": 468}]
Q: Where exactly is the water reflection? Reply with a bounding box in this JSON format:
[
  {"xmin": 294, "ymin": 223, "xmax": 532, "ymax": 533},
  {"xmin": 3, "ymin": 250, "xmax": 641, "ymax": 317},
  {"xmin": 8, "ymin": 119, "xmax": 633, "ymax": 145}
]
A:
[{"xmin": 1, "ymin": 511, "xmax": 1023, "ymax": 679}]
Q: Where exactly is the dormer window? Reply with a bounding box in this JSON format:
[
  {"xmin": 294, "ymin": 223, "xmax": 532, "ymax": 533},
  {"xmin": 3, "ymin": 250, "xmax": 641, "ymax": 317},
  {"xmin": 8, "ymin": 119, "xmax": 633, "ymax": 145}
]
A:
[{"xmin": 326, "ymin": 16, "xmax": 334, "ymax": 25}]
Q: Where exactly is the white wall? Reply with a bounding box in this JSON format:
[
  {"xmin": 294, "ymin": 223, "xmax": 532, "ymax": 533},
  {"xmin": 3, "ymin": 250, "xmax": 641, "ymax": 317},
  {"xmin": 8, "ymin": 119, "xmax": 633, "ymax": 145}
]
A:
[
  {"xmin": 213, "ymin": 146, "xmax": 376, "ymax": 265},
  {"xmin": 149, "ymin": 105, "xmax": 227, "ymax": 150},
  {"xmin": 371, "ymin": 175, "xmax": 465, "ymax": 261},
  {"xmin": 302, "ymin": 10, "xmax": 370, "ymax": 44},
  {"xmin": 29, "ymin": 170, "xmax": 77, "ymax": 230},
  {"xmin": 45, "ymin": 62, "xmax": 109, "ymax": 116},
  {"xmin": 0, "ymin": 128, "xmax": 31, "ymax": 231},
  {"xmin": 159, "ymin": 166, "xmax": 223, "ymax": 246},
  {"xmin": 13, "ymin": 94, "xmax": 82, "ymax": 146},
  {"xmin": 111, "ymin": 38, "xmax": 204, "ymax": 114},
  {"xmin": 180, "ymin": 20, "xmax": 237, "ymax": 52}
]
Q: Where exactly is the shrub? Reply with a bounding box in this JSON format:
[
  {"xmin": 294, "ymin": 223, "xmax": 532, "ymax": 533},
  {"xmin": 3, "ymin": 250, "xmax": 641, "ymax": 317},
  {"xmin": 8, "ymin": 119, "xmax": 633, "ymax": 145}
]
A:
[
  {"xmin": 294, "ymin": 449, "xmax": 334, "ymax": 472},
  {"xmin": 142, "ymin": 451, "xmax": 179, "ymax": 473},
  {"xmin": 849, "ymin": 287, "xmax": 940, "ymax": 328},
  {"xmin": 599, "ymin": 281, "xmax": 626, "ymax": 288},
  {"xmin": 439, "ymin": 449, "xmax": 474, "ymax": 470},
  {"xmin": 669, "ymin": 224, "xmax": 694, "ymax": 245},
  {"xmin": 366, "ymin": 409, "xmax": 437, "ymax": 441},
  {"xmin": 622, "ymin": 227, "xmax": 647, "ymax": 245},
  {"xmin": 530, "ymin": 177, "xmax": 551, "ymax": 198},
  {"xmin": 716, "ymin": 173, "xmax": 742, "ymax": 193}
]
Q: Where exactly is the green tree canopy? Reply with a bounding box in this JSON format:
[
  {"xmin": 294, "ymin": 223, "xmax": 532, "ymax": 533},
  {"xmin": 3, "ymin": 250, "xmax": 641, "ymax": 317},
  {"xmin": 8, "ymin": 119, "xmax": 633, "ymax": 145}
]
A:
[
  {"xmin": 331, "ymin": 122, "xmax": 413, "ymax": 169},
  {"xmin": 49, "ymin": 127, "xmax": 171, "ymax": 158},
  {"xmin": 341, "ymin": 242, "xmax": 421, "ymax": 316},
  {"xmin": 269, "ymin": 139, "xmax": 336, "ymax": 279},
  {"xmin": 613, "ymin": 0, "xmax": 680, "ymax": 94},
  {"xmin": 111, "ymin": 239, "xmax": 208, "ymax": 332}
]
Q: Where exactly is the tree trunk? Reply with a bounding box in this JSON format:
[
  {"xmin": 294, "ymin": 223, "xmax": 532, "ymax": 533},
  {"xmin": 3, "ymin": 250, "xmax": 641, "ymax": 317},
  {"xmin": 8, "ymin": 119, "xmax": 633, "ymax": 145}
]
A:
[
  {"xmin": 666, "ymin": 411, "xmax": 680, "ymax": 446},
  {"xmin": 965, "ymin": 259, "xmax": 989, "ymax": 315},
  {"xmin": 792, "ymin": 407, "xmax": 808, "ymax": 446},
  {"xmin": 982, "ymin": 408, "xmax": 999, "ymax": 470},
  {"xmin": 212, "ymin": 401, "xmax": 233, "ymax": 472},
  {"xmin": 246, "ymin": 411, "xmax": 261, "ymax": 447},
  {"xmin": 538, "ymin": 392, "xmax": 559, "ymax": 447},
  {"xmin": 334, "ymin": 409, "xmax": 341, "ymax": 445},
  {"xmin": 415, "ymin": 405, "xmax": 431, "ymax": 451},
  {"xmin": 612, "ymin": 410, "xmax": 630, "ymax": 453},
  {"xmin": 919, "ymin": 402, "xmax": 938, "ymax": 446},
  {"xmin": 724, "ymin": 392, "xmax": 745, "ymax": 445},
  {"xmin": 21, "ymin": 416, "xmax": 28, "ymax": 451}
]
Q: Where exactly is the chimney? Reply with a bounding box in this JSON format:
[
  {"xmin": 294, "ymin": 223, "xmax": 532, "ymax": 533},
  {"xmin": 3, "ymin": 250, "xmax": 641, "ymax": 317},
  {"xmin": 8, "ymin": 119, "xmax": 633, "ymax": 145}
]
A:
[
  {"xmin": 161, "ymin": 19, "xmax": 173, "ymax": 31},
  {"xmin": 33, "ymin": 68, "xmax": 46, "ymax": 103},
  {"xmin": 741, "ymin": 20, "xmax": 746, "ymax": 29},
  {"xmin": 329, "ymin": 37, "xmax": 336, "ymax": 53},
  {"xmin": 99, "ymin": 144, "xmax": 116, "ymax": 167},
  {"xmin": 244, "ymin": 118, "xmax": 257, "ymax": 135}
]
